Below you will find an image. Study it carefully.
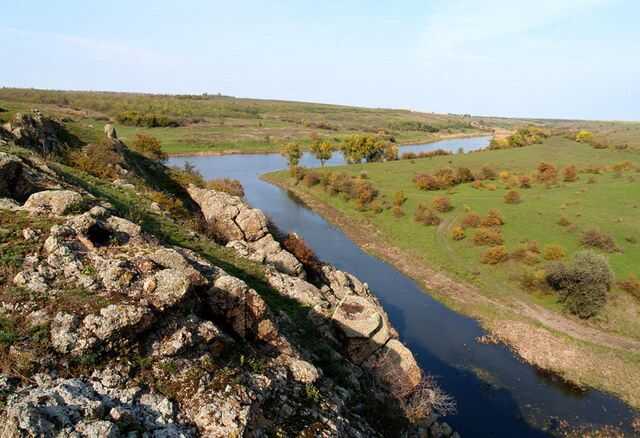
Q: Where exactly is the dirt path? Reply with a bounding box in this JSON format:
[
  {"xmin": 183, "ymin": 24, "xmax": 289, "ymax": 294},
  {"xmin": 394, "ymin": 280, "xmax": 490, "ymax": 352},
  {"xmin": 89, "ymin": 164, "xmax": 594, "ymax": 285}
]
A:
[{"xmin": 269, "ymin": 177, "xmax": 640, "ymax": 353}]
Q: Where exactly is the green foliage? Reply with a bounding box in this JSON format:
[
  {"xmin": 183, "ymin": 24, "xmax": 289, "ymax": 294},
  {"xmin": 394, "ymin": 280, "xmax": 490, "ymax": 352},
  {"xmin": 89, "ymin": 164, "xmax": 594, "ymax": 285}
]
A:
[
  {"xmin": 489, "ymin": 126, "xmax": 548, "ymax": 150},
  {"xmin": 546, "ymin": 250, "xmax": 613, "ymax": 318},
  {"xmin": 281, "ymin": 142, "xmax": 302, "ymax": 174}
]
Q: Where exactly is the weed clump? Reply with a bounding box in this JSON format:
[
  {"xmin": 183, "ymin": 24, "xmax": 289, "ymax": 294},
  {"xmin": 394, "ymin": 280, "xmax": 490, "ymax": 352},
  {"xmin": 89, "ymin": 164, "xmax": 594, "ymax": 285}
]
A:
[
  {"xmin": 432, "ymin": 196, "xmax": 453, "ymax": 213},
  {"xmin": 504, "ymin": 190, "xmax": 521, "ymax": 204},
  {"xmin": 580, "ymin": 229, "xmax": 619, "ymax": 253},
  {"xmin": 414, "ymin": 204, "xmax": 441, "ymax": 226}
]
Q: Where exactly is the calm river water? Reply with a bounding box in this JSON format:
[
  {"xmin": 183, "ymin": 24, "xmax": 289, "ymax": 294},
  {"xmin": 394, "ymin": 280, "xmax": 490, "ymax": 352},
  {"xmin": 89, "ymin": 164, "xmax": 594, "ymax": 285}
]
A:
[{"xmin": 169, "ymin": 136, "xmax": 637, "ymax": 437}]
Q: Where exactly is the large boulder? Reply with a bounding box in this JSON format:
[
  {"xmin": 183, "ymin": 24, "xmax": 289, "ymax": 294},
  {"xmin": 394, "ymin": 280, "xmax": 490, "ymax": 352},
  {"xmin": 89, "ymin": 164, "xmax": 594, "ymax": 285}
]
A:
[
  {"xmin": 363, "ymin": 339, "xmax": 422, "ymax": 395},
  {"xmin": 187, "ymin": 185, "xmax": 268, "ymax": 242},
  {"xmin": 23, "ymin": 189, "xmax": 83, "ymax": 215},
  {"xmin": 5, "ymin": 110, "xmax": 67, "ymax": 156},
  {"xmin": 104, "ymin": 123, "xmax": 117, "ymax": 139}
]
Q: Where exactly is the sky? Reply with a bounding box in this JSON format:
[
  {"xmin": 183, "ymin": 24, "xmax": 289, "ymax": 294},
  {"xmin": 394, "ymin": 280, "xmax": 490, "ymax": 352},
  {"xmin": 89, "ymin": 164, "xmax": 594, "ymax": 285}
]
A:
[{"xmin": 2, "ymin": 0, "xmax": 639, "ymax": 120}]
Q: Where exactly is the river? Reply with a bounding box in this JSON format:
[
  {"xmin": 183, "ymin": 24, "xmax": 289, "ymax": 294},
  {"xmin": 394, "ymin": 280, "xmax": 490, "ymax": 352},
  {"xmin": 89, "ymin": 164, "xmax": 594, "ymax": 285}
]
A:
[{"xmin": 169, "ymin": 136, "xmax": 637, "ymax": 437}]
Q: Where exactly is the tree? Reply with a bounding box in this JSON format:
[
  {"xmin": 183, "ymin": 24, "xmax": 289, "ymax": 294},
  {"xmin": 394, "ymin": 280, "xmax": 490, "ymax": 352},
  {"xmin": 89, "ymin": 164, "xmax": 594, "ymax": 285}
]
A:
[
  {"xmin": 281, "ymin": 142, "xmax": 302, "ymax": 175},
  {"xmin": 131, "ymin": 133, "xmax": 166, "ymax": 161},
  {"xmin": 340, "ymin": 134, "xmax": 386, "ymax": 164},
  {"xmin": 311, "ymin": 140, "xmax": 334, "ymax": 167}
]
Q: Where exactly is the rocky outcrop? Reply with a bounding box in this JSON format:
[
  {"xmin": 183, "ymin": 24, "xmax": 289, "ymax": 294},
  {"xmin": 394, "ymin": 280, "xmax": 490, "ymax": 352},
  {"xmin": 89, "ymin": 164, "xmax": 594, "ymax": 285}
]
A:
[
  {"xmin": 0, "ymin": 146, "xmax": 451, "ymax": 436},
  {"xmin": 23, "ymin": 189, "xmax": 83, "ymax": 215},
  {"xmin": 189, "ymin": 186, "xmax": 426, "ymax": 417},
  {"xmin": 1, "ymin": 110, "xmax": 69, "ymax": 156}
]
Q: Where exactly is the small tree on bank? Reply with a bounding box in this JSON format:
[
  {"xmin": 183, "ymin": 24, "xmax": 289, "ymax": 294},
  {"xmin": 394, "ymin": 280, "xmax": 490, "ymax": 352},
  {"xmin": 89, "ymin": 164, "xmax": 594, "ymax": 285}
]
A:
[
  {"xmin": 311, "ymin": 140, "xmax": 334, "ymax": 167},
  {"xmin": 281, "ymin": 142, "xmax": 302, "ymax": 176}
]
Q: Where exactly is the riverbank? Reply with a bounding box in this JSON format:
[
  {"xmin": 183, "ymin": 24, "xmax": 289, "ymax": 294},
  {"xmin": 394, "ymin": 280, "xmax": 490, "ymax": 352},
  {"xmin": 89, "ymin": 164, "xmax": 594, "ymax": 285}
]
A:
[
  {"xmin": 264, "ymin": 172, "xmax": 640, "ymax": 412},
  {"xmin": 165, "ymin": 131, "xmax": 490, "ymax": 157}
]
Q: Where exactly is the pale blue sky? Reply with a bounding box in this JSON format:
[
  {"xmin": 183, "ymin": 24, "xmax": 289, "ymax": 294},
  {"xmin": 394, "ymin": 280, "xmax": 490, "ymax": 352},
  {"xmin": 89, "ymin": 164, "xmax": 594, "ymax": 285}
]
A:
[{"xmin": 2, "ymin": 0, "xmax": 639, "ymax": 120}]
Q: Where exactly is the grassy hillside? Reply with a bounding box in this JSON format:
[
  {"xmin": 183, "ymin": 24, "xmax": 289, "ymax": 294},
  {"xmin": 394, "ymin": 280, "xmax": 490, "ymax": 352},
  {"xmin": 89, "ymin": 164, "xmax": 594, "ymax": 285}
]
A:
[
  {"xmin": 267, "ymin": 136, "xmax": 640, "ymax": 407},
  {"xmin": 0, "ymin": 88, "xmax": 492, "ymax": 155}
]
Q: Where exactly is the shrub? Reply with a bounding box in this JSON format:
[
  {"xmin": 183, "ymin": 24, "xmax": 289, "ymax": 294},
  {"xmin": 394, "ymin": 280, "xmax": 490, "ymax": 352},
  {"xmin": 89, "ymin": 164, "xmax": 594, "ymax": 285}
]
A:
[
  {"xmin": 575, "ymin": 130, "xmax": 594, "ymax": 143},
  {"xmin": 461, "ymin": 212, "xmax": 481, "ymax": 228},
  {"xmin": 392, "ymin": 206, "xmax": 405, "ymax": 218},
  {"xmin": 557, "ymin": 216, "xmax": 571, "ymax": 227},
  {"xmin": 471, "ymin": 180, "xmax": 484, "ymax": 189},
  {"xmin": 451, "ymin": 226, "xmax": 465, "ymax": 241},
  {"xmin": 433, "ymin": 168, "xmax": 457, "ymax": 188},
  {"xmin": 536, "ymin": 162, "xmax": 557, "ymax": 183},
  {"xmin": 473, "ymin": 228, "xmax": 503, "ymax": 246},
  {"xmin": 282, "ymin": 233, "xmax": 322, "ymax": 273},
  {"xmin": 354, "ymin": 180, "xmax": 378, "ymax": 205},
  {"xmin": 499, "ymin": 170, "xmax": 510, "ymax": 182},
  {"xmin": 504, "ymin": 190, "xmax": 521, "ymax": 204},
  {"xmin": 481, "ymin": 246, "xmax": 508, "ymax": 264},
  {"xmin": 432, "ymin": 196, "xmax": 452, "ymax": 213},
  {"xmin": 519, "ymin": 269, "xmax": 547, "ymax": 291},
  {"xmin": 587, "ymin": 176, "xmax": 597, "ymax": 184},
  {"xmin": 543, "ymin": 244, "xmax": 566, "ymax": 261},
  {"xmin": 518, "ymin": 175, "xmax": 531, "ymax": 188},
  {"xmin": 302, "ymin": 172, "xmax": 321, "ymax": 187},
  {"xmin": 414, "ymin": 204, "xmax": 441, "ymax": 226},
  {"xmin": 618, "ymin": 274, "xmax": 640, "ymax": 301},
  {"xmin": 393, "ymin": 190, "xmax": 407, "ymax": 207},
  {"xmin": 563, "ymin": 165, "xmax": 578, "ymax": 182},
  {"xmin": 580, "ymin": 229, "xmax": 618, "ymax": 253},
  {"xmin": 206, "ymin": 178, "xmax": 245, "ymax": 197},
  {"xmin": 481, "ymin": 209, "xmax": 504, "ymax": 227},
  {"xmin": 68, "ymin": 140, "xmax": 123, "ymax": 179},
  {"xmin": 545, "ymin": 250, "xmax": 613, "ymax": 318},
  {"xmin": 131, "ymin": 133, "xmax": 166, "ymax": 161},
  {"xmin": 116, "ymin": 111, "xmax": 180, "ymax": 127},
  {"xmin": 170, "ymin": 162, "xmax": 205, "ymax": 188},
  {"xmin": 414, "ymin": 174, "xmax": 440, "ymax": 191},
  {"xmin": 456, "ymin": 167, "xmax": 474, "ymax": 183},
  {"xmin": 480, "ymin": 166, "xmax": 497, "ymax": 180}
]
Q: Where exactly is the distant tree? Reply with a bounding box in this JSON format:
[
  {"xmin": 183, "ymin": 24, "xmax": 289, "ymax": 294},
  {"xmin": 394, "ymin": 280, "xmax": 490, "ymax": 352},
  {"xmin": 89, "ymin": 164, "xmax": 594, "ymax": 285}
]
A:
[
  {"xmin": 281, "ymin": 142, "xmax": 302, "ymax": 175},
  {"xmin": 131, "ymin": 133, "xmax": 166, "ymax": 161},
  {"xmin": 311, "ymin": 140, "xmax": 334, "ymax": 167}
]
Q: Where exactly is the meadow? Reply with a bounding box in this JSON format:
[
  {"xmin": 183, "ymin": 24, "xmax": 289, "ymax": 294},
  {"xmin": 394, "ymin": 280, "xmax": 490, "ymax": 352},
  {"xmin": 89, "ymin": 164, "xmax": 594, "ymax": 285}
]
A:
[
  {"xmin": 0, "ymin": 88, "xmax": 490, "ymax": 154},
  {"xmin": 267, "ymin": 136, "xmax": 640, "ymax": 405}
]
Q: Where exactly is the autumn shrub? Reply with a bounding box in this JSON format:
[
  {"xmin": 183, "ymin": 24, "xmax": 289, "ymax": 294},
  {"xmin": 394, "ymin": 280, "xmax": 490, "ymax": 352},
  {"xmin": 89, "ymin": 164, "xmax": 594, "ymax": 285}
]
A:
[
  {"xmin": 563, "ymin": 165, "xmax": 578, "ymax": 182},
  {"xmin": 545, "ymin": 250, "xmax": 613, "ymax": 318},
  {"xmin": 587, "ymin": 176, "xmax": 597, "ymax": 184},
  {"xmin": 473, "ymin": 228, "xmax": 503, "ymax": 246},
  {"xmin": 456, "ymin": 167, "xmax": 474, "ymax": 183},
  {"xmin": 414, "ymin": 174, "xmax": 440, "ymax": 191},
  {"xmin": 302, "ymin": 172, "xmax": 321, "ymax": 187},
  {"xmin": 68, "ymin": 140, "xmax": 123, "ymax": 179},
  {"xmin": 147, "ymin": 190, "xmax": 187, "ymax": 217},
  {"xmin": 370, "ymin": 200, "xmax": 383, "ymax": 214},
  {"xmin": 354, "ymin": 180, "xmax": 378, "ymax": 205},
  {"xmin": 393, "ymin": 190, "xmax": 407, "ymax": 207},
  {"xmin": 519, "ymin": 269, "xmax": 547, "ymax": 291},
  {"xmin": 461, "ymin": 212, "xmax": 481, "ymax": 228},
  {"xmin": 543, "ymin": 244, "xmax": 566, "ymax": 261},
  {"xmin": 481, "ymin": 209, "xmax": 504, "ymax": 227},
  {"xmin": 131, "ymin": 133, "xmax": 167, "ymax": 161},
  {"xmin": 618, "ymin": 275, "xmax": 640, "ymax": 301},
  {"xmin": 169, "ymin": 162, "xmax": 205, "ymax": 188},
  {"xmin": 481, "ymin": 246, "xmax": 508, "ymax": 264},
  {"xmin": 282, "ymin": 233, "xmax": 322, "ymax": 273},
  {"xmin": 414, "ymin": 204, "xmax": 441, "ymax": 226},
  {"xmin": 206, "ymin": 178, "xmax": 245, "ymax": 197},
  {"xmin": 518, "ymin": 175, "xmax": 531, "ymax": 188},
  {"xmin": 432, "ymin": 196, "xmax": 453, "ymax": 213},
  {"xmin": 392, "ymin": 206, "xmax": 405, "ymax": 218},
  {"xmin": 498, "ymin": 170, "xmax": 510, "ymax": 183},
  {"xmin": 433, "ymin": 168, "xmax": 457, "ymax": 188},
  {"xmin": 504, "ymin": 190, "xmax": 521, "ymax": 204},
  {"xmin": 557, "ymin": 216, "xmax": 571, "ymax": 227},
  {"xmin": 580, "ymin": 229, "xmax": 619, "ymax": 253},
  {"xmin": 471, "ymin": 180, "xmax": 484, "ymax": 190},
  {"xmin": 479, "ymin": 166, "xmax": 497, "ymax": 180},
  {"xmin": 451, "ymin": 226, "xmax": 465, "ymax": 241},
  {"xmin": 536, "ymin": 162, "xmax": 557, "ymax": 183}
]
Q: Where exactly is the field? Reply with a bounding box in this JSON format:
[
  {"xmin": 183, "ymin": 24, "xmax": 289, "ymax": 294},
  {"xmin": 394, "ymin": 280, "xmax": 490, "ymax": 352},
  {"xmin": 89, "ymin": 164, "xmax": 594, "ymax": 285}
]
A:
[
  {"xmin": 267, "ymin": 136, "xmax": 640, "ymax": 407},
  {"xmin": 0, "ymin": 88, "xmax": 493, "ymax": 154}
]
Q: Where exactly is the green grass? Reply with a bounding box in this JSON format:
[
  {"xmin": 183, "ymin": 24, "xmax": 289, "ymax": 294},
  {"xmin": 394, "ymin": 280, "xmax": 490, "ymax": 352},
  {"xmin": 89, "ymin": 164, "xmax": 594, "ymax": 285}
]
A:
[{"xmin": 269, "ymin": 137, "xmax": 640, "ymax": 339}]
